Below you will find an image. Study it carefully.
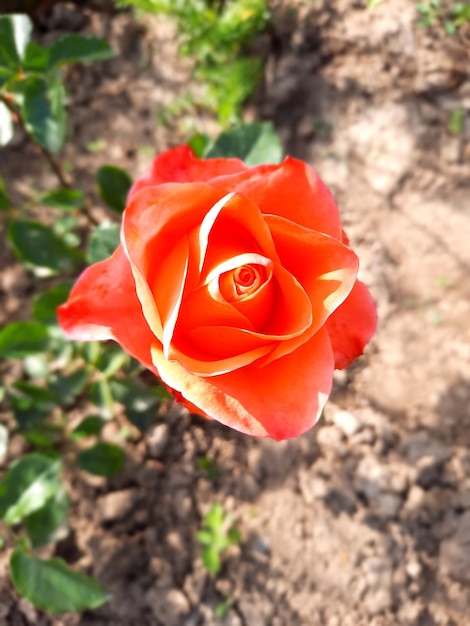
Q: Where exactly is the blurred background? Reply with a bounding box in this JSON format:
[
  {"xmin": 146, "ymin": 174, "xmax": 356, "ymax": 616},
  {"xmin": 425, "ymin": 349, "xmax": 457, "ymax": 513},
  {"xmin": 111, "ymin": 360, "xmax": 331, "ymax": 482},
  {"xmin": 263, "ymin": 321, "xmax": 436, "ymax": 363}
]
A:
[{"xmin": 0, "ymin": 1, "xmax": 469, "ymax": 625}]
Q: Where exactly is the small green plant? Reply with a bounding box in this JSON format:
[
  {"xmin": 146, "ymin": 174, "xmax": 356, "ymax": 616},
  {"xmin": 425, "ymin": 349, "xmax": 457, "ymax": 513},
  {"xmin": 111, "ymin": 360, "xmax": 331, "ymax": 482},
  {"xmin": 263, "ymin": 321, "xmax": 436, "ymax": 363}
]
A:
[
  {"xmin": 447, "ymin": 108, "xmax": 465, "ymax": 135},
  {"xmin": 115, "ymin": 0, "xmax": 271, "ymax": 123},
  {"xmin": 416, "ymin": 0, "xmax": 470, "ymax": 34},
  {"xmin": 197, "ymin": 455, "xmax": 219, "ymax": 480},
  {"xmin": 215, "ymin": 596, "xmax": 235, "ymax": 618},
  {"xmin": 197, "ymin": 503, "xmax": 241, "ymax": 574}
]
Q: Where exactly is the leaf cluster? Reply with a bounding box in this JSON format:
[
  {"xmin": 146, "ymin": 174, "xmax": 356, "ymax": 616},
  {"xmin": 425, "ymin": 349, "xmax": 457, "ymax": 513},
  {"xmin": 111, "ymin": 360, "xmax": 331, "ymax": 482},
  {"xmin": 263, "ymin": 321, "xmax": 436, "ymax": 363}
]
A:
[
  {"xmin": 416, "ymin": 0, "xmax": 470, "ymax": 34},
  {"xmin": 115, "ymin": 0, "xmax": 270, "ymax": 123},
  {"xmin": 196, "ymin": 503, "xmax": 241, "ymax": 574},
  {"xmin": 0, "ymin": 14, "xmax": 114, "ymax": 153}
]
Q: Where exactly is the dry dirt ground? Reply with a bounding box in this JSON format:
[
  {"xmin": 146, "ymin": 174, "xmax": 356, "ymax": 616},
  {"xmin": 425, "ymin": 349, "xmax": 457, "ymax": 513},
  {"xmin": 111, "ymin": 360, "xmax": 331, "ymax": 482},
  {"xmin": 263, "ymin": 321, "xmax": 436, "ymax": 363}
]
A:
[{"xmin": 1, "ymin": 1, "xmax": 470, "ymax": 625}]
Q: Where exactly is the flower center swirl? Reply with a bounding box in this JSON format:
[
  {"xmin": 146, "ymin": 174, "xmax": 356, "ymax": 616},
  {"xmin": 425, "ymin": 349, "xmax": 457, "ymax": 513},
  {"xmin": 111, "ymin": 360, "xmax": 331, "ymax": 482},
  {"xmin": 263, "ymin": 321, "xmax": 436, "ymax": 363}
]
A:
[
  {"xmin": 219, "ymin": 264, "xmax": 266, "ymax": 302},
  {"xmin": 205, "ymin": 253, "xmax": 273, "ymax": 306}
]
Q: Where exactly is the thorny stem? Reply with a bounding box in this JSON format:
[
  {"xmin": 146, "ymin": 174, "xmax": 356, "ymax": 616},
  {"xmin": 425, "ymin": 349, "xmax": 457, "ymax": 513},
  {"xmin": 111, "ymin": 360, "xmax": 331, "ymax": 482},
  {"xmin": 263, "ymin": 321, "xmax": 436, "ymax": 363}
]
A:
[{"xmin": 0, "ymin": 93, "xmax": 100, "ymax": 226}]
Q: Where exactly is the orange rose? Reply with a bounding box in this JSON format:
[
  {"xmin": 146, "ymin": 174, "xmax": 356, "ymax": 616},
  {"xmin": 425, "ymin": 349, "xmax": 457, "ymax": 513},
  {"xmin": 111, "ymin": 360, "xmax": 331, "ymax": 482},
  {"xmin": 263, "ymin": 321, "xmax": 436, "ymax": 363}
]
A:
[{"xmin": 58, "ymin": 146, "xmax": 376, "ymax": 440}]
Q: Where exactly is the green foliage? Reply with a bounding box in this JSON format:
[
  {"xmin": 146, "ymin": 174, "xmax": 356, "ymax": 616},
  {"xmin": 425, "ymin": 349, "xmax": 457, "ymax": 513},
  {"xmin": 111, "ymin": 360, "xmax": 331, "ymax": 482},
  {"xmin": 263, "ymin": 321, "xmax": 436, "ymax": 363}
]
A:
[
  {"xmin": 110, "ymin": 378, "xmax": 169, "ymax": 432},
  {"xmin": 215, "ymin": 597, "xmax": 235, "ymax": 618},
  {"xmin": 71, "ymin": 416, "xmax": 105, "ymax": 440},
  {"xmin": 0, "ymin": 321, "xmax": 49, "ymax": 359},
  {"xmin": 24, "ymin": 487, "xmax": 69, "ymax": 548},
  {"xmin": 10, "ymin": 548, "xmax": 112, "ymax": 613},
  {"xmin": 197, "ymin": 455, "xmax": 219, "ymax": 480},
  {"xmin": 41, "ymin": 188, "xmax": 86, "ymax": 211},
  {"xmin": 0, "ymin": 174, "xmax": 11, "ymax": 209},
  {"xmin": 116, "ymin": 0, "xmax": 270, "ymax": 122},
  {"xmin": 197, "ymin": 503, "xmax": 241, "ymax": 574},
  {"xmin": 416, "ymin": 0, "xmax": 470, "ymax": 33},
  {"xmin": 76, "ymin": 442, "xmax": 126, "ymax": 477},
  {"xmin": 0, "ymin": 14, "xmax": 114, "ymax": 153},
  {"xmin": 96, "ymin": 165, "xmax": 133, "ymax": 213},
  {"xmin": 204, "ymin": 121, "xmax": 282, "ymax": 165},
  {"xmin": 8, "ymin": 218, "xmax": 83, "ymax": 273},
  {"xmin": 0, "ymin": 454, "xmax": 61, "ymax": 525},
  {"xmin": 32, "ymin": 283, "xmax": 72, "ymax": 325},
  {"xmin": 86, "ymin": 222, "xmax": 121, "ymax": 264},
  {"xmin": 447, "ymin": 108, "xmax": 465, "ymax": 135},
  {"xmin": 47, "ymin": 34, "xmax": 115, "ymax": 69}
]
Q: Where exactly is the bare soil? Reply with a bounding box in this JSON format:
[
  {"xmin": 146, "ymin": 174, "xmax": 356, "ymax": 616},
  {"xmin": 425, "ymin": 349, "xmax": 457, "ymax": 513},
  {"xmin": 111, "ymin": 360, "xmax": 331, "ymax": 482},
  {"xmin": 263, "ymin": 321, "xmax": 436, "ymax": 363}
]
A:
[{"xmin": 1, "ymin": 1, "xmax": 469, "ymax": 625}]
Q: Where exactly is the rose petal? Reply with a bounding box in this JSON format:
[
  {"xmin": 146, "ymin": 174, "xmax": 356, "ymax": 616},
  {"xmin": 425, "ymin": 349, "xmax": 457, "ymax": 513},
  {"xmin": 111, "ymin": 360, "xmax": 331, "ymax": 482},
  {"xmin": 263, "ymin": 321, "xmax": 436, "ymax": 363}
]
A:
[
  {"xmin": 267, "ymin": 215, "xmax": 358, "ymax": 327},
  {"xmin": 210, "ymin": 157, "xmax": 342, "ymax": 239},
  {"xmin": 151, "ymin": 326, "xmax": 334, "ymax": 440},
  {"xmin": 256, "ymin": 215, "xmax": 358, "ymax": 365},
  {"xmin": 169, "ymin": 261, "xmax": 312, "ymax": 375},
  {"xmin": 123, "ymin": 182, "xmax": 225, "ymax": 339},
  {"xmin": 57, "ymin": 246, "xmax": 156, "ymax": 371},
  {"xmin": 326, "ymin": 279, "xmax": 377, "ymax": 369},
  {"xmin": 128, "ymin": 145, "xmax": 247, "ymax": 200},
  {"xmin": 195, "ymin": 190, "xmax": 280, "ymax": 281}
]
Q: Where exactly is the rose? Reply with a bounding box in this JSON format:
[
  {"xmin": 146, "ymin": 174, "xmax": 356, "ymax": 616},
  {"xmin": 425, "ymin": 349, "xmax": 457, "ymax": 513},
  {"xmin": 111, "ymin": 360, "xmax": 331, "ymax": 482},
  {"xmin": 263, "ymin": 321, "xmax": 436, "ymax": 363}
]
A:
[{"xmin": 58, "ymin": 145, "xmax": 376, "ymax": 440}]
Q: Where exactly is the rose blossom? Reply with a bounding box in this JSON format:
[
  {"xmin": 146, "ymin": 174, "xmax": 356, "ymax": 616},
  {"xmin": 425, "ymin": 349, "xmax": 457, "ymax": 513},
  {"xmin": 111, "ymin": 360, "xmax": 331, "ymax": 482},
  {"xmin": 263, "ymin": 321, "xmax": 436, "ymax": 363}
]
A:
[{"xmin": 58, "ymin": 145, "xmax": 376, "ymax": 440}]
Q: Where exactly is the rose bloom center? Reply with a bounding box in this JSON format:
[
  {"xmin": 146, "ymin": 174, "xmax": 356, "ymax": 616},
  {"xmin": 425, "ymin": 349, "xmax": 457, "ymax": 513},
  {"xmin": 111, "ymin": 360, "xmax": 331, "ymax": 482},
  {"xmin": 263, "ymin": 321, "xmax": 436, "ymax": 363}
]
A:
[{"xmin": 219, "ymin": 264, "xmax": 265, "ymax": 302}]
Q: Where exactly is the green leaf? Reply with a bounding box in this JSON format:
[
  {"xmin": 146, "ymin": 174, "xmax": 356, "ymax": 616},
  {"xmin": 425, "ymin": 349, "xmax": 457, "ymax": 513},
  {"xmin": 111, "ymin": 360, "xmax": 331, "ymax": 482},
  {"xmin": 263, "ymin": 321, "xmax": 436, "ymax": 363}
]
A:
[
  {"xmin": 202, "ymin": 545, "xmax": 221, "ymax": 574},
  {"xmin": 77, "ymin": 442, "xmax": 126, "ymax": 477},
  {"xmin": 110, "ymin": 378, "xmax": 163, "ymax": 410},
  {"xmin": 32, "ymin": 282, "xmax": 72, "ymax": 324},
  {"xmin": 10, "ymin": 548, "xmax": 112, "ymax": 613},
  {"xmin": 0, "ymin": 14, "xmax": 32, "ymax": 69},
  {"xmin": 0, "ymin": 174, "xmax": 12, "ymax": 210},
  {"xmin": 9, "ymin": 395, "xmax": 48, "ymax": 432},
  {"xmin": 8, "ymin": 218, "xmax": 82, "ymax": 273},
  {"xmin": 86, "ymin": 222, "xmax": 120, "ymax": 263},
  {"xmin": 0, "ymin": 320, "xmax": 49, "ymax": 359},
  {"xmin": 204, "ymin": 122, "xmax": 283, "ymax": 166},
  {"xmin": 95, "ymin": 165, "xmax": 132, "ymax": 213},
  {"xmin": 48, "ymin": 35, "xmax": 115, "ymax": 70},
  {"xmin": 41, "ymin": 188, "xmax": 85, "ymax": 211},
  {"xmin": 48, "ymin": 369, "xmax": 89, "ymax": 406},
  {"xmin": 0, "ymin": 100, "xmax": 13, "ymax": 146},
  {"xmin": 33, "ymin": 283, "xmax": 71, "ymax": 324},
  {"xmin": 110, "ymin": 378, "xmax": 164, "ymax": 432},
  {"xmin": 188, "ymin": 133, "xmax": 211, "ymax": 157},
  {"xmin": 13, "ymin": 381, "xmax": 56, "ymax": 406},
  {"xmin": 204, "ymin": 503, "xmax": 224, "ymax": 530},
  {"xmin": 448, "ymin": 108, "xmax": 465, "ymax": 135},
  {"xmin": 24, "ymin": 487, "xmax": 69, "ymax": 548},
  {"xmin": 0, "ymin": 67, "xmax": 13, "ymax": 90},
  {"xmin": 0, "ymin": 454, "xmax": 61, "ymax": 525},
  {"xmin": 24, "ymin": 422, "xmax": 62, "ymax": 449},
  {"xmin": 22, "ymin": 76, "xmax": 66, "ymax": 153},
  {"xmin": 196, "ymin": 529, "xmax": 213, "ymax": 546},
  {"xmin": 70, "ymin": 416, "xmax": 104, "ymax": 440},
  {"xmin": 23, "ymin": 41, "xmax": 49, "ymax": 72},
  {"xmin": 227, "ymin": 527, "xmax": 241, "ymax": 545}
]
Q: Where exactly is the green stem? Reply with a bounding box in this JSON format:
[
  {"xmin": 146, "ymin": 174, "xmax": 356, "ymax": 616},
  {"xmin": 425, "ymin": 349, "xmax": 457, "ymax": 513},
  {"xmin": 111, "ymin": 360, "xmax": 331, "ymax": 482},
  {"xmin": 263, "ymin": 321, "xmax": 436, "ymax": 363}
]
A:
[
  {"xmin": 0, "ymin": 94, "xmax": 70, "ymax": 188},
  {"xmin": 0, "ymin": 93, "xmax": 100, "ymax": 226}
]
